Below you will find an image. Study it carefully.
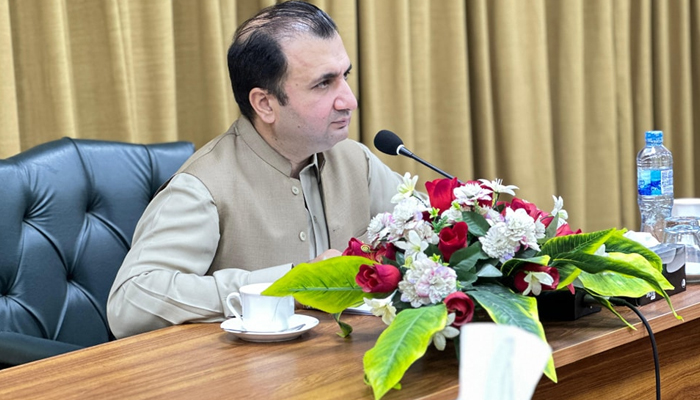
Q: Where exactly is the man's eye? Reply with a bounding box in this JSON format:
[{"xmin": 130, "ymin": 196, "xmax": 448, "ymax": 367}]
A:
[{"xmin": 317, "ymin": 80, "xmax": 330, "ymax": 89}]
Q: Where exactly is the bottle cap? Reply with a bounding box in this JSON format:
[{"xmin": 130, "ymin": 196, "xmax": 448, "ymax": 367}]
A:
[{"xmin": 645, "ymin": 130, "xmax": 663, "ymax": 145}]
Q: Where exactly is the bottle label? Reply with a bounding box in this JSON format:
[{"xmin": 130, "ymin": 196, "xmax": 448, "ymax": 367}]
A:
[{"xmin": 637, "ymin": 168, "xmax": 674, "ymax": 196}]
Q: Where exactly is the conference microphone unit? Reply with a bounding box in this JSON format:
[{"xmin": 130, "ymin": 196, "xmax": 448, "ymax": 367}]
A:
[{"xmin": 373, "ymin": 129, "xmax": 460, "ymax": 181}]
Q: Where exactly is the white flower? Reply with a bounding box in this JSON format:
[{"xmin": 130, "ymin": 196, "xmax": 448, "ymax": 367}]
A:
[
  {"xmin": 394, "ymin": 230, "xmax": 429, "ymax": 259},
  {"xmin": 392, "ymin": 197, "xmax": 428, "ymax": 225},
  {"xmin": 441, "ymin": 206, "xmax": 463, "ymax": 224},
  {"xmin": 431, "ymin": 313, "xmax": 460, "ymax": 351},
  {"xmin": 363, "ymin": 297, "xmax": 397, "ymax": 325},
  {"xmin": 482, "ymin": 207, "xmax": 503, "ymax": 221},
  {"xmin": 453, "ymin": 182, "xmax": 491, "ymax": 208},
  {"xmin": 398, "ymin": 257, "xmax": 457, "ymax": 307},
  {"xmin": 479, "ymin": 222, "xmax": 517, "ymax": 261},
  {"xmin": 391, "ymin": 173, "xmax": 419, "ymax": 203},
  {"xmin": 521, "ymin": 271, "xmax": 555, "ymax": 296},
  {"xmin": 412, "ymin": 221, "xmax": 439, "ymax": 245},
  {"xmin": 479, "ymin": 178, "xmax": 519, "ymax": 196},
  {"xmin": 367, "ymin": 212, "xmax": 394, "ymax": 245},
  {"xmin": 551, "ymin": 195, "xmax": 569, "ymax": 227},
  {"xmin": 504, "ymin": 208, "xmax": 543, "ymax": 251}
]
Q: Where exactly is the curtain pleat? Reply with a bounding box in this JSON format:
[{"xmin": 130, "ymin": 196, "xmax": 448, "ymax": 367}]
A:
[
  {"xmin": 10, "ymin": 0, "xmax": 77, "ymax": 150},
  {"xmin": 358, "ymin": 0, "xmax": 472, "ymax": 182},
  {"xmin": 1, "ymin": 0, "xmax": 699, "ymax": 233},
  {"xmin": 172, "ymin": 0, "xmax": 238, "ymax": 148},
  {"xmin": 0, "ymin": 0, "xmax": 20, "ymax": 156}
]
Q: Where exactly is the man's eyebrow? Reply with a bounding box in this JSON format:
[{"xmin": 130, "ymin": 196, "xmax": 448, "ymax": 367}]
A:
[{"xmin": 317, "ymin": 64, "xmax": 353, "ymax": 82}]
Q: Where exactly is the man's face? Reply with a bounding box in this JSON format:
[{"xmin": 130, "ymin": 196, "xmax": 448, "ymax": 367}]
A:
[{"xmin": 271, "ymin": 32, "xmax": 358, "ymax": 158}]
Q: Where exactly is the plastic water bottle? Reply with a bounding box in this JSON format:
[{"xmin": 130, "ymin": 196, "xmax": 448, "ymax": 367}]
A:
[{"xmin": 637, "ymin": 130, "xmax": 674, "ymax": 241}]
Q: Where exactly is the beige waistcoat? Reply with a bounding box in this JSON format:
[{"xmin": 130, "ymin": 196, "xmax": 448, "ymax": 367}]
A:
[{"xmin": 172, "ymin": 118, "xmax": 371, "ymax": 273}]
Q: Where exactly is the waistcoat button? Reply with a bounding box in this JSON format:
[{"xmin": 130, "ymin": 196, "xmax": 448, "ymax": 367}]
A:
[{"xmin": 299, "ymin": 232, "xmax": 307, "ymax": 241}]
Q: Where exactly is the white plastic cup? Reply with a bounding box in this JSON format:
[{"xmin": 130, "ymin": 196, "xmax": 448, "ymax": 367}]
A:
[{"xmin": 663, "ymin": 217, "xmax": 700, "ymax": 283}]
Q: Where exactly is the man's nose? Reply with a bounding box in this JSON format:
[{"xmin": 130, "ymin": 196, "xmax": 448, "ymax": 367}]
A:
[{"xmin": 335, "ymin": 79, "xmax": 358, "ymax": 111}]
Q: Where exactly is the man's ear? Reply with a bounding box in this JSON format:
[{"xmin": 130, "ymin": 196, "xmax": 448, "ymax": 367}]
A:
[{"xmin": 249, "ymin": 88, "xmax": 276, "ymax": 124}]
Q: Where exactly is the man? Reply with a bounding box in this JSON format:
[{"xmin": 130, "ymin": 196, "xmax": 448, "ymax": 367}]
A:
[{"xmin": 107, "ymin": 1, "xmax": 403, "ymax": 338}]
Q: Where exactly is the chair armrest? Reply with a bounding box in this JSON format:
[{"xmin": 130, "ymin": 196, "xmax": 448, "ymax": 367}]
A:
[{"xmin": 0, "ymin": 332, "xmax": 84, "ymax": 368}]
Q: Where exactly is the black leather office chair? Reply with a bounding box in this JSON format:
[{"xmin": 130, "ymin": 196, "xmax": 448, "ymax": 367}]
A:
[{"xmin": 0, "ymin": 137, "xmax": 194, "ymax": 368}]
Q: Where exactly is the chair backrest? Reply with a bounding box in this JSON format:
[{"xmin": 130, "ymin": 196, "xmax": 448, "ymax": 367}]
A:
[{"xmin": 0, "ymin": 137, "xmax": 194, "ymax": 348}]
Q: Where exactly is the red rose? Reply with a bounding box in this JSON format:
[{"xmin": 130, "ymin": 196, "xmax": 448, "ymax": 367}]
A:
[
  {"xmin": 504, "ymin": 197, "xmax": 548, "ymax": 222},
  {"xmin": 355, "ymin": 264, "xmax": 401, "ymax": 293},
  {"xmin": 343, "ymin": 239, "xmax": 396, "ymax": 262},
  {"xmin": 444, "ymin": 291, "xmax": 475, "ymax": 326},
  {"xmin": 438, "ymin": 222, "xmax": 469, "ymax": 262},
  {"xmin": 343, "ymin": 238, "xmax": 369, "ymax": 257},
  {"xmin": 425, "ymin": 178, "xmax": 461, "ymax": 214},
  {"xmin": 513, "ymin": 264, "xmax": 560, "ymax": 296},
  {"xmin": 374, "ymin": 243, "xmax": 397, "ymax": 262}
]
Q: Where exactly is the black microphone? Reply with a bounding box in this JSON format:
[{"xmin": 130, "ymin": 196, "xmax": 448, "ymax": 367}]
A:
[{"xmin": 374, "ymin": 130, "xmax": 459, "ymax": 181}]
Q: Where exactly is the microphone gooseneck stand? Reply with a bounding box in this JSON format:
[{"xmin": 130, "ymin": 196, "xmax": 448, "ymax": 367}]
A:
[{"xmin": 373, "ymin": 130, "xmax": 461, "ymax": 182}]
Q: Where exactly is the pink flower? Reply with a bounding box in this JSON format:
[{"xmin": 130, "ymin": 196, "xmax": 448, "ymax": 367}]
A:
[
  {"xmin": 355, "ymin": 264, "xmax": 401, "ymax": 293},
  {"xmin": 438, "ymin": 222, "xmax": 469, "ymax": 262},
  {"xmin": 513, "ymin": 264, "xmax": 560, "ymax": 296},
  {"xmin": 443, "ymin": 291, "xmax": 475, "ymax": 326}
]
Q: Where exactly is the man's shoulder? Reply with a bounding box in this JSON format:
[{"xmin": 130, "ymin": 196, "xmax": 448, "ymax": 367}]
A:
[{"xmin": 178, "ymin": 123, "xmax": 239, "ymax": 172}]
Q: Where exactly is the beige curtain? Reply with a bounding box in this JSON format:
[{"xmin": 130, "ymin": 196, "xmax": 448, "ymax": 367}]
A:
[{"xmin": 1, "ymin": 0, "xmax": 698, "ymax": 233}]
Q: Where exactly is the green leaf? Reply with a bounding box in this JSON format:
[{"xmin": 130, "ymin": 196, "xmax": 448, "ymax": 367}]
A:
[
  {"xmin": 552, "ymin": 252, "xmax": 673, "ymax": 292},
  {"xmin": 462, "ymin": 211, "xmax": 491, "ymax": 237},
  {"xmin": 500, "ymin": 255, "xmax": 551, "ymax": 277},
  {"xmin": 583, "ymin": 292, "xmax": 635, "ymax": 329},
  {"xmin": 468, "ymin": 284, "xmax": 556, "ymax": 383},
  {"xmin": 476, "ymin": 264, "xmax": 503, "ymax": 278},
  {"xmin": 364, "ymin": 305, "xmax": 447, "ymax": 400},
  {"xmin": 540, "ymin": 228, "xmax": 615, "ymax": 257},
  {"xmin": 554, "ymin": 264, "xmax": 580, "ymax": 288},
  {"xmin": 604, "ymin": 232, "xmax": 663, "ymax": 272},
  {"xmin": 551, "ymin": 251, "xmax": 680, "ymax": 319},
  {"xmin": 424, "ymin": 243, "xmax": 441, "ymax": 258},
  {"xmin": 333, "ymin": 312, "xmax": 353, "ymax": 337},
  {"xmin": 450, "ymin": 242, "xmax": 488, "ymax": 279},
  {"xmin": 263, "ymin": 256, "xmax": 386, "ymax": 314},
  {"xmin": 543, "ymin": 214, "xmax": 560, "ymax": 239},
  {"xmin": 577, "ymin": 271, "xmax": 656, "ymax": 299}
]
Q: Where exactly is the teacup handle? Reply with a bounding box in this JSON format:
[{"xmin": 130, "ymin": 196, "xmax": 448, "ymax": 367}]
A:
[{"xmin": 225, "ymin": 292, "xmax": 243, "ymax": 320}]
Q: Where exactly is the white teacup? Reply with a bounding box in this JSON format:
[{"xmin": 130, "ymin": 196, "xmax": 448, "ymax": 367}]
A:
[{"xmin": 225, "ymin": 283, "xmax": 294, "ymax": 332}]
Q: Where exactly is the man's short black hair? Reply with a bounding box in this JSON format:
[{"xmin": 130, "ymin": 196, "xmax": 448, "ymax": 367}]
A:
[{"xmin": 227, "ymin": 1, "xmax": 338, "ymax": 121}]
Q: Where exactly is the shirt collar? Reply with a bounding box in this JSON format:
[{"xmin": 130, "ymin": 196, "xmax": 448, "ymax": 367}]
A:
[{"xmin": 233, "ymin": 116, "xmax": 323, "ymax": 178}]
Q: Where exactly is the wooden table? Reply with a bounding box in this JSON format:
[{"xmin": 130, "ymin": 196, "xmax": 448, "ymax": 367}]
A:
[
  {"xmin": 0, "ymin": 311, "xmax": 459, "ymax": 400},
  {"xmin": 534, "ymin": 285, "xmax": 700, "ymax": 399},
  {"xmin": 2, "ymin": 286, "xmax": 700, "ymax": 400}
]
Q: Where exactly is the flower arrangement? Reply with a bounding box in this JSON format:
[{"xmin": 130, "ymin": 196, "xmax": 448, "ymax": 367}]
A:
[{"xmin": 264, "ymin": 174, "xmax": 679, "ymax": 400}]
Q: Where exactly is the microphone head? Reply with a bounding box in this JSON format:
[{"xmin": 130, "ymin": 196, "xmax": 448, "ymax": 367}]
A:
[{"xmin": 374, "ymin": 130, "xmax": 404, "ymax": 156}]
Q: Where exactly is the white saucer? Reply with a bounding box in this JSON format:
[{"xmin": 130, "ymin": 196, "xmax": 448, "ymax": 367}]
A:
[{"xmin": 220, "ymin": 314, "xmax": 319, "ymax": 343}]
